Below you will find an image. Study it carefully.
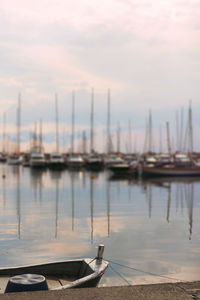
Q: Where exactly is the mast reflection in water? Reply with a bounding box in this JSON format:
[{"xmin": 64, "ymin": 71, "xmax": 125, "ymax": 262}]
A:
[{"xmin": 0, "ymin": 165, "xmax": 199, "ymax": 286}]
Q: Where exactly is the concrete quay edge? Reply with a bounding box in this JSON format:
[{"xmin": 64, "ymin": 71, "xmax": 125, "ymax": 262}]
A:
[{"xmin": 0, "ymin": 281, "xmax": 199, "ymax": 300}]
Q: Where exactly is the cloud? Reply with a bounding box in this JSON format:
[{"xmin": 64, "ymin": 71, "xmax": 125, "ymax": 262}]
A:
[{"xmin": 0, "ymin": 0, "xmax": 200, "ymax": 152}]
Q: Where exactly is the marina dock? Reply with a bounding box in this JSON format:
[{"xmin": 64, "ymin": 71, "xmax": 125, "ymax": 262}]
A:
[{"xmin": 0, "ymin": 281, "xmax": 199, "ymax": 299}]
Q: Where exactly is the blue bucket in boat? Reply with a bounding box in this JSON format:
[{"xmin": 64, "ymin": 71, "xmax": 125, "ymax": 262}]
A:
[{"xmin": 5, "ymin": 273, "xmax": 48, "ymax": 293}]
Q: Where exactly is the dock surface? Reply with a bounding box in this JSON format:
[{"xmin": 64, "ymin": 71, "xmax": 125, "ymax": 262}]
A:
[{"xmin": 0, "ymin": 281, "xmax": 199, "ymax": 299}]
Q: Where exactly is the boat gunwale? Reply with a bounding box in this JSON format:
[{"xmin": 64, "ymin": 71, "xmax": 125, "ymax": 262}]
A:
[{"xmin": 0, "ymin": 258, "xmax": 108, "ymax": 291}]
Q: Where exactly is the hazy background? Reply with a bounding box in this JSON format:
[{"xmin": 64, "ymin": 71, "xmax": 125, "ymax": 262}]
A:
[{"xmin": 0, "ymin": 0, "xmax": 200, "ymax": 152}]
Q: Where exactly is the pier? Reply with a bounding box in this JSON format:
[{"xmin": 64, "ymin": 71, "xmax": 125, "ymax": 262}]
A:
[{"xmin": 0, "ymin": 281, "xmax": 199, "ymax": 299}]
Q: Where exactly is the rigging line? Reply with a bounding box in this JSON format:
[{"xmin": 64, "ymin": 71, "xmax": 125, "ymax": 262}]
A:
[
  {"xmin": 89, "ymin": 257, "xmax": 96, "ymax": 265},
  {"xmin": 107, "ymin": 260, "xmax": 188, "ymax": 283},
  {"xmin": 109, "ymin": 264, "xmax": 131, "ymax": 286}
]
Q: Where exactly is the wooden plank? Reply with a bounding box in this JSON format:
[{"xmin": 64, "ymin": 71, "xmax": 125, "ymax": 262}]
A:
[
  {"xmin": 60, "ymin": 276, "xmax": 76, "ymax": 286},
  {"xmin": 46, "ymin": 277, "xmax": 61, "ymax": 290},
  {"xmin": 0, "ymin": 276, "xmax": 10, "ymax": 293}
]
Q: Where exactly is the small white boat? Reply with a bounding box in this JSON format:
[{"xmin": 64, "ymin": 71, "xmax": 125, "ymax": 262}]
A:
[
  {"xmin": 174, "ymin": 153, "xmax": 191, "ymax": 166},
  {"xmin": 155, "ymin": 153, "xmax": 172, "ymax": 166},
  {"xmin": 85, "ymin": 154, "xmax": 104, "ymax": 170},
  {"xmin": 143, "ymin": 155, "xmax": 158, "ymax": 167},
  {"xmin": 104, "ymin": 155, "xmax": 124, "ymax": 168},
  {"xmin": 7, "ymin": 153, "xmax": 22, "ymax": 165},
  {"xmin": 0, "ymin": 245, "xmax": 108, "ymax": 293},
  {"xmin": 67, "ymin": 154, "xmax": 84, "ymax": 169},
  {"xmin": 30, "ymin": 152, "xmax": 46, "ymax": 169},
  {"xmin": 48, "ymin": 152, "xmax": 65, "ymax": 170},
  {"xmin": 0, "ymin": 152, "xmax": 7, "ymax": 163}
]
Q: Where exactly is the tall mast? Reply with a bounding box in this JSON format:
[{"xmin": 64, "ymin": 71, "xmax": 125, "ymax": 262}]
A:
[
  {"xmin": 33, "ymin": 122, "xmax": 37, "ymax": 149},
  {"xmin": 176, "ymin": 110, "xmax": 179, "ymax": 152},
  {"xmin": 82, "ymin": 130, "xmax": 86, "ymax": 154},
  {"xmin": 166, "ymin": 121, "xmax": 171, "ymax": 155},
  {"xmin": 2, "ymin": 112, "xmax": 6, "ymax": 153},
  {"xmin": 17, "ymin": 93, "xmax": 21, "ymax": 153},
  {"xmin": 117, "ymin": 122, "xmax": 121, "ymax": 153},
  {"xmin": 128, "ymin": 120, "xmax": 132, "ymax": 153},
  {"xmin": 179, "ymin": 107, "xmax": 184, "ymax": 152},
  {"xmin": 107, "ymin": 89, "xmax": 111, "ymax": 154},
  {"xmin": 90, "ymin": 88, "xmax": 94, "ymax": 153},
  {"xmin": 159, "ymin": 125, "xmax": 162, "ymax": 153},
  {"xmin": 148, "ymin": 109, "xmax": 152, "ymax": 153},
  {"xmin": 62, "ymin": 129, "xmax": 66, "ymax": 153},
  {"xmin": 71, "ymin": 90, "xmax": 75, "ymax": 154},
  {"xmin": 143, "ymin": 117, "xmax": 148, "ymax": 153},
  {"xmin": 39, "ymin": 119, "xmax": 43, "ymax": 151},
  {"xmin": 55, "ymin": 93, "xmax": 59, "ymax": 152},
  {"xmin": 188, "ymin": 100, "xmax": 193, "ymax": 153}
]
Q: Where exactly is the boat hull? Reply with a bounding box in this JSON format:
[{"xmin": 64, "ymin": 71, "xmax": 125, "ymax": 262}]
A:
[
  {"xmin": 142, "ymin": 166, "xmax": 200, "ymax": 177},
  {"xmin": 108, "ymin": 164, "xmax": 137, "ymax": 177},
  {"xmin": 30, "ymin": 162, "xmax": 46, "ymax": 169},
  {"xmin": 0, "ymin": 258, "xmax": 108, "ymax": 293},
  {"xmin": 85, "ymin": 162, "xmax": 104, "ymax": 171},
  {"xmin": 48, "ymin": 162, "xmax": 66, "ymax": 170}
]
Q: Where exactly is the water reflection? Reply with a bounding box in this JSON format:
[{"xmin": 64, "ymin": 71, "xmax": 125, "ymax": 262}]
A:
[
  {"xmin": 0, "ymin": 166, "xmax": 199, "ymax": 285},
  {"xmin": 55, "ymin": 175, "xmax": 59, "ymax": 239},
  {"xmin": 30, "ymin": 169, "xmax": 44, "ymax": 203},
  {"xmin": 16, "ymin": 167, "xmax": 21, "ymax": 239},
  {"xmin": 166, "ymin": 184, "xmax": 171, "ymax": 223},
  {"xmin": 106, "ymin": 180, "xmax": 110, "ymax": 238},
  {"xmin": 70, "ymin": 172, "xmax": 75, "ymax": 232},
  {"xmin": 90, "ymin": 178, "xmax": 94, "ymax": 243},
  {"xmin": 140, "ymin": 177, "xmax": 197, "ymax": 240}
]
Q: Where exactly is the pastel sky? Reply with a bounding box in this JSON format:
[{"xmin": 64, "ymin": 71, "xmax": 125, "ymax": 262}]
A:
[{"xmin": 0, "ymin": 0, "xmax": 200, "ymax": 152}]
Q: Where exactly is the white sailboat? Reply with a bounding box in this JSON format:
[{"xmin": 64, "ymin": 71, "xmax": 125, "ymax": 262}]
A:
[
  {"xmin": 30, "ymin": 151, "xmax": 46, "ymax": 169},
  {"xmin": 30, "ymin": 123, "xmax": 46, "ymax": 169}
]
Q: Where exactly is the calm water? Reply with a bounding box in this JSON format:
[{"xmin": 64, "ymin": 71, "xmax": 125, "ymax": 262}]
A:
[{"xmin": 0, "ymin": 164, "xmax": 199, "ymax": 286}]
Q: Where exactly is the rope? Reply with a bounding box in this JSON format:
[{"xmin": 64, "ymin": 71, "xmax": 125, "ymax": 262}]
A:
[
  {"xmin": 107, "ymin": 259, "xmax": 188, "ymax": 283},
  {"xmin": 88, "ymin": 257, "xmax": 96, "ymax": 265},
  {"xmin": 109, "ymin": 264, "xmax": 131, "ymax": 286}
]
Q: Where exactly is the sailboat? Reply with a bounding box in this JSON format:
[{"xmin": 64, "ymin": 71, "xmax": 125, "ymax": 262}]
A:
[{"xmin": 30, "ymin": 122, "xmax": 46, "ymax": 169}]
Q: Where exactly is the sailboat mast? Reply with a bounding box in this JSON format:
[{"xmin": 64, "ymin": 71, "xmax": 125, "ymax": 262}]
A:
[
  {"xmin": 179, "ymin": 107, "xmax": 184, "ymax": 152},
  {"xmin": 107, "ymin": 89, "xmax": 111, "ymax": 154},
  {"xmin": 2, "ymin": 112, "xmax": 6, "ymax": 153},
  {"xmin": 176, "ymin": 110, "xmax": 180, "ymax": 152},
  {"xmin": 143, "ymin": 117, "xmax": 148, "ymax": 153},
  {"xmin": 188, "ymin": 100, "xmax": 193, "ymax": 153},
  {"xmin": 34, "ymin": 122, "xmax": 37, "ymax": 149},
  {"xmin": 159, "ymin": 126, "xmax": 162, "ymax": 154},
  {"xmin": 128, "ymin": 120, "xmax": 132, "ymax": 153},
  {"xmin": 39, "ymin": 119, "xmax": 43, "ymax": 151},
  {"xmin": 71, "ymin": 91, "xmax": 75, "ymax": 154},
  {"xmin": 17, "ymin": 93, "xmax": 21, "ymax": 153},
  {"xmin": 117, "ymin": 122, "xmax": 121, "ymax": 153},
  {"xmin": 55, "ymin": 94, "xmax": 59, "ymax": 152},
  {"xmin": 90, "ymin": 88, "xmax": 94, "ymax": 153},
  {"xmin": 82, "ymin": 130, "xmax": 86, "ymax": 154},
  {"xmin": 148, "ymin": 109, "xmax": 152, "ymax": 153},
  {"xmin": 166, "ymin": 121, "xmax": 171, "ymax": 155}
]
